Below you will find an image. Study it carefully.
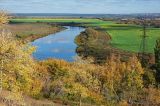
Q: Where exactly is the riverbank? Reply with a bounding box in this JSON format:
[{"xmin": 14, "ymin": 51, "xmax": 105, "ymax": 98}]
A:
[{"xmin": 4, "ymin": 23, "xmax": 65, "ymax": 42}]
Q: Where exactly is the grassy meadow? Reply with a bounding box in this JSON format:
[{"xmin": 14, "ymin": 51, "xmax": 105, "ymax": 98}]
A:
[{"xmin": 10, "ymin": 18, "xmax": 160, "ymax": 53}]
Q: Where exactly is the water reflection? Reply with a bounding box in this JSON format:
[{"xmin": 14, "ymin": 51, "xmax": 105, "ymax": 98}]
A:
[{"xmin": 32, "ymin": 26, "xmax": 85, "ymax": 61}]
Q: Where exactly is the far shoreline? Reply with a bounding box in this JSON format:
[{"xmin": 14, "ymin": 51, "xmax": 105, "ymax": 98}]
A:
[{"xmin": 5, "ymin": 22, "xmax": 66, "ymax": 42}]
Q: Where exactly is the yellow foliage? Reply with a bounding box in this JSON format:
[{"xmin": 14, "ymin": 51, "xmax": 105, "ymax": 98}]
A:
[
  {"xmin": 118, "ymin": 100, "xmax": 129, "ymax": 106},
  {"xmin": 0, "ymin": 11, "xmax": 9, "ymax": 25},
  {"xmin": 145, "ymin": 87, "xmax": 160, "ymax": 105},
  {"xmin": 0, "ymin": 30, "xmax": 42, "ymax": 97},
  {"xmin": 38, "ymin": 55, "xmax": 144, "ymax": 105}
]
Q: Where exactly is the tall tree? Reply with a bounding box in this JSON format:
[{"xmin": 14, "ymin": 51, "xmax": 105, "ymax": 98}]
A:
[
  {"xmin": 0, "ymin": 11, "xmax": 9, "ymax": 92},
  {"xmin": 0, "ymin": 11, "xmax": 9, "ymax": 25},
  {"xmin": 154, "ymin": 39, "xmax": 160, "ymax": 84}
]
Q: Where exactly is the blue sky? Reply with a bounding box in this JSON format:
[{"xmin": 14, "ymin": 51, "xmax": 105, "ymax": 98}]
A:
[{"xmin": 0, "ymin": 0, "xmax": 159, "ymax": 14}]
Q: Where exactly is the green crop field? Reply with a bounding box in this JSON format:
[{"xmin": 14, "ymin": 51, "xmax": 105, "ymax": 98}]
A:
[
  {"xmin": 10, "ymin": 18, "xmax": 160, "ymax": 53},
  {"xmin": 10, "ymin": 18, "xmax": 103, "ymax": 23}
]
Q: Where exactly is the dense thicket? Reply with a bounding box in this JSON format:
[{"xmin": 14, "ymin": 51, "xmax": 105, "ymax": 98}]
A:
[
  {"xmin": 33, "ymin": 56, "xmax": 159, "ymax": 105},
  {"xmin": 75, "ymin": 28, "xmax": 111, "ymax": 63}
]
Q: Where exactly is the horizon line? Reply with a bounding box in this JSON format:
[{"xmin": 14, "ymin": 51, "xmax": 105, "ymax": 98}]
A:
[{"xmin": 10, "ymin": 13, "xmax": 160, "ymax": 15}]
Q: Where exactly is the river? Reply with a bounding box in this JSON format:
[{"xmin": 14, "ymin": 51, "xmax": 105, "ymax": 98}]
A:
[{"xmin": 31, "ymin": 26, "xmax": 85, "ymax": 61}]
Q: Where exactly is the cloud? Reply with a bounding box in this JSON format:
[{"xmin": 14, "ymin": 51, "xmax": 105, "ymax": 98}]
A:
[{"xmin": 0, "ymin": 0, "xmax": 160, "ymax": 13}]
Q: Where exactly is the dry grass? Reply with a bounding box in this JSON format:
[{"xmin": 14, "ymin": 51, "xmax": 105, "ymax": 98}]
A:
[
  {"xmin": 3, "ymin": 23, "xmax": 63, "ymax": 41},
  {"xmin": 0, "ymin": 90, "xmax": 63, "ymax": 106}
]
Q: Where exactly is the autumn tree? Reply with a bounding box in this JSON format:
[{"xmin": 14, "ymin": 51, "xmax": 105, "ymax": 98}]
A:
[
  {"xmin": 0, "ymin": 11, "xmax": 9, "ymax": 92},
  {"xmin": 0, "ymin": 30, "xmax": 44, "ymax": 99},
  {"xmin": 0, "ymin": 11, "xmax": 9, "ymax": 25},
  {"xmin": 0, "ymin": 30, "xmax": 44, "ymax": 106},
  {"xmin": 75, "ymin": 28, "xmax": 111, "ymax": 63}
]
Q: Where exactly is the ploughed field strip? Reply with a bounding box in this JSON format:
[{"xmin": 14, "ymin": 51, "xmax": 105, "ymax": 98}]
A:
[{"xmin": 10, "ymin": 18, "xmax": 160, "ymax": 53}]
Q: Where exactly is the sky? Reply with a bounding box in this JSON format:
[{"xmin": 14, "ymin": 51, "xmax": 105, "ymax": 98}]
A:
[{"xmin": 0, "ymin": 0, "xmax": 160, "ymax": 14}]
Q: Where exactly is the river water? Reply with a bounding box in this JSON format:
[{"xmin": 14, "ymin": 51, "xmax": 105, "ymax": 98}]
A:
[{"xmin": 31, "ymin": 26, "xmax": 85, "ymax": 61}]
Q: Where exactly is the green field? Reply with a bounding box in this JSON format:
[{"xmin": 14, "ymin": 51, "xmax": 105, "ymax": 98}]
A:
[
  {"xmin": 10, "ymin": 18, "xmax": 102, "ymax": 23},
  {"xmin": 10, "ymin": 18, "xmax": 160, "ymax": 53}
]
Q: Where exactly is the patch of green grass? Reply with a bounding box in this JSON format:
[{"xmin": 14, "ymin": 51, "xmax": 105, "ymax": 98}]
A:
[
  {"xmin": 10, "ymin": 18, "xmax": 160, "ymax": 53},
  {"xmin": 103, "ymin": 24, "xmax": 160, "ymax": 53},
  {"xmin": 86, "ymin": 21, "xmax": 160, "ymax": 53}
]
